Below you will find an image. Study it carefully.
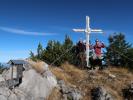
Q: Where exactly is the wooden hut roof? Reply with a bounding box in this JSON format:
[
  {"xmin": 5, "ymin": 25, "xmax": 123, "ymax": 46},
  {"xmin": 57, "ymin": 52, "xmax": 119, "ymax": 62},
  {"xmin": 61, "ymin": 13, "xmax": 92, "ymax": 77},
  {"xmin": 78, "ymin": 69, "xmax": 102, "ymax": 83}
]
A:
[{"xmin": 8, "ymin": 60, "xmax": 26, "ymax": 65}]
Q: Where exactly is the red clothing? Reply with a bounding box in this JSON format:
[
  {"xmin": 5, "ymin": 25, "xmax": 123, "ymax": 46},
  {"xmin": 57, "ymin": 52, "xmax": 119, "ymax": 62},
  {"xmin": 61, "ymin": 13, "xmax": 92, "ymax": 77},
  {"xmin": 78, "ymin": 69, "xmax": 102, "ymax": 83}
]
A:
[{"xmin": 94, "ymin": 43, "xmax": 105, "ymax": 56}]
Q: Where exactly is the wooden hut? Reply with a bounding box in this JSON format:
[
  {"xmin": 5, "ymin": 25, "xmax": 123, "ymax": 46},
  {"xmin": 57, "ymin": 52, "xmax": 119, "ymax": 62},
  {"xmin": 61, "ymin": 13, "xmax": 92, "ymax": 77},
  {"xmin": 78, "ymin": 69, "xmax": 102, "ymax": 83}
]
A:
[{"xmin": 7, "ymin": 60, "xmax": 26, "ymax": 88}]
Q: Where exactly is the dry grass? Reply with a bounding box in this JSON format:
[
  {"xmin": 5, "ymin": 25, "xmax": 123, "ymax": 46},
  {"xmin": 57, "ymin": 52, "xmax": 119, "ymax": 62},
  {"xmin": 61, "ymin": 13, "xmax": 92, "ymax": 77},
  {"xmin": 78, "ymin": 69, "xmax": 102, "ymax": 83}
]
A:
[
  {"xmin": 49, "ymin": 64, "xmax": 133, "ymax": 100},
  {"xmin": 28, "ymin": 59, "xmax": 133, "ymax": 100},
  {"xmin": 50, "ymin": 66, "xmax": 72, "ymax": 85},
  {"xmin": 105, "ymin": 86, "xmax": 123, "ymax": 100},
  {"xmin": 28, "ymin": 60, "xmax": 47, "ymax": 74},
  {"xmin": 92, "ymin": 67, "xmax": 133, "ymax": 100},
  {"xmin": 47, "ymin": 87, "xmax": 62, "ymax": 100},
  {"xmin": 50, "ymin": 63, "xmax": 87, "ymax": 85},
  {"xmin": 109, "ymin": 67, "xmax": 129, "ymax": 74},
  {"xmin": 60, "ymin": 63, "xmax": 88, "ymax": 81}
]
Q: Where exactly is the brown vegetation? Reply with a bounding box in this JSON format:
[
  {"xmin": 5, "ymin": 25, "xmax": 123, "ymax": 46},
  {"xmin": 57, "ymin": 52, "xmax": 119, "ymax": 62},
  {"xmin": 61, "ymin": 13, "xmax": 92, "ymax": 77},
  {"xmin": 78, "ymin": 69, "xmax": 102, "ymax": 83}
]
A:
[
  {"xmin": 28, "ymin": 60, "xmax": 47, "ymax": 74},
  {"xmin": 49, "ymin": 63, "xmax": 133, "ymax": 100}
]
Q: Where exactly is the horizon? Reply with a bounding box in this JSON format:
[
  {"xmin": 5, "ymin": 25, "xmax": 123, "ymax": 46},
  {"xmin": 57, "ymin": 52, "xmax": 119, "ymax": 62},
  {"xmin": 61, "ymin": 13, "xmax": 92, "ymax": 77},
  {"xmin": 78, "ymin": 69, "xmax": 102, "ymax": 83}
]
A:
[{"xmin": 0, "ymin": 0, "xmax": 133, "ymax": 62}]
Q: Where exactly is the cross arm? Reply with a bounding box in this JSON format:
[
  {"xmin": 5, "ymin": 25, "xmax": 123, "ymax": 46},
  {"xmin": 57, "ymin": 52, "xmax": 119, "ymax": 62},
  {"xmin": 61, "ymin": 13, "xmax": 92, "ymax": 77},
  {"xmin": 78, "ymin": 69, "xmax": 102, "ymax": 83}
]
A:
[
  {"xmin": 91, "ymin": 29, "xmax": 103, "ymax": 33},
  {"xmin": 73, "ymin": 29, "xmax": 85, "ymax": 32}
]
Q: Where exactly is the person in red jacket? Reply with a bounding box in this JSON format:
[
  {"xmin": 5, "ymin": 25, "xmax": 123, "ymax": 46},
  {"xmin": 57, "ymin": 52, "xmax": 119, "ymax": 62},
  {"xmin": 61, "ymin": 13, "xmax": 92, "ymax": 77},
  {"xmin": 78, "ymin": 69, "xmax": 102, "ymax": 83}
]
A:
[
  {"xmin": 91, "ymin": 39, "xmax": 105, "ymax": 69},
  {"xmin": 93, "ymin": 39, "xmax": 105, "ymax": 60}
]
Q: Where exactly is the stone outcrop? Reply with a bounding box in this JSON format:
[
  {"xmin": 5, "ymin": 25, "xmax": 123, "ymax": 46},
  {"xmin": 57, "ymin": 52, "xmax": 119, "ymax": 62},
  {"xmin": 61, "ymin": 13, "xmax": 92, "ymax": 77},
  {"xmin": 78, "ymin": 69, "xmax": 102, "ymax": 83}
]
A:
[
  {"xmin": 0, "ymin": 61, "xmax": 57, "ymax": 100},
  {"xmin": 58, "ymin": 80, "xmax": 82, "ymax": 100},
  {"xmin": 122, "ymin": 82, "xmax": 133, "ymax": 100},
  {"xmin": 91, "ymin": 86, "xmax": 114, "ymax": 100},
  {"xmin": 0, "ymin": 60, "xmax": 83, "ymax": 100}
]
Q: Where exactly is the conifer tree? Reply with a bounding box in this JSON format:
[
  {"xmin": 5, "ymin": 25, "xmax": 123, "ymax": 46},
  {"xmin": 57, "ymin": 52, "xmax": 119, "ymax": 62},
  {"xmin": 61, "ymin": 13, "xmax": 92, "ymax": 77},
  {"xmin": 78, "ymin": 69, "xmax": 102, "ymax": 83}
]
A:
[{"xmin": 106, "ymin": 33, "xmax": 131, "ymax": 67}]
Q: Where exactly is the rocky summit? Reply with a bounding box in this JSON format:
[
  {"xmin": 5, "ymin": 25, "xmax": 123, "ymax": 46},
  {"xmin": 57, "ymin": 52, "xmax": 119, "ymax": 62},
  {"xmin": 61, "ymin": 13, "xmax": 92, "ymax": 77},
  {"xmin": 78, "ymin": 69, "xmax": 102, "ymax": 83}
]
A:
[
  {"xmin": 0, "ymin": 60, "xmax": 133, "ymax": 100},
  {"xmin": 0, "ymin": 60, "xmax": 83, "ymax": 100},
  {"xmin": 0, "ymin": 60, "xmax": 57, "ymax": 100}
]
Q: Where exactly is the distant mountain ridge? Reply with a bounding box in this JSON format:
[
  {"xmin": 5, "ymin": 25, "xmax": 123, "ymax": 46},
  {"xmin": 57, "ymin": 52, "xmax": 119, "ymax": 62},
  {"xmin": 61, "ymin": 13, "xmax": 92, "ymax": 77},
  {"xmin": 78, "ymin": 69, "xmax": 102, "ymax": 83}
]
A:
[{"xmin": 0, "ymin": 62, "xmax": 10, "ymax": 68}]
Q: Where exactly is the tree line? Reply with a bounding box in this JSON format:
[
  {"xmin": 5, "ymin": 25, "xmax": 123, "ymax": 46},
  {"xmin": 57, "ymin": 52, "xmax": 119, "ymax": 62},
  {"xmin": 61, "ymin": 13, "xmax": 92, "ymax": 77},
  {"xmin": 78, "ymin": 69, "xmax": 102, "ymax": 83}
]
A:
[{"xmin": 30, "ymin": 33, "xmax": 133, "ymax": 69}]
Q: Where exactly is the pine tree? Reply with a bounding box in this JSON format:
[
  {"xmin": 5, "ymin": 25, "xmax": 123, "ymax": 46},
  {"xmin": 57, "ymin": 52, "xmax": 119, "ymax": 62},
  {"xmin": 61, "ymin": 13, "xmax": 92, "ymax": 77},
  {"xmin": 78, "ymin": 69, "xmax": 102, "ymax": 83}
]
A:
[
  {"xmin": 62, "ymin": 35, "xmax": 74, "ymax": 63},
  {"xmin": 42, "ymin": 40, "xmax": 54, "ymax": 63},
  {"xmin": 30, "ymin": 51, "xmax": 35, "ymax": 58},
  {"xmin": 29, "ymin": 51, "xmax": 37, "ymax": 61},
  {"xmin": 106, "ymin": 33, "xmax": 131, "ymax": 67},
  {"xmin": 43, "ymin": 40, "xmax": 63, "ymax": 66},
  {"xmin": 37, "ymin": 42, "xmax": 43, "ymax": 59},
  {"xmin": 126, "ymin": 48, "xmax": 133, "ymax": 69}
]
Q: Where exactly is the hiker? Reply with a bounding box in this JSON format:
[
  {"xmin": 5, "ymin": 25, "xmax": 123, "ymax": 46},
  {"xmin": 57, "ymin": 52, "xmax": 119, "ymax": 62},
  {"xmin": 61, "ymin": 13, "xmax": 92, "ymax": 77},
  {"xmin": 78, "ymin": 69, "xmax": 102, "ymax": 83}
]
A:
[
  {"xmin": 76, "ymin": 39, "xmax": 86, "ymax": 69},
  {"xmin": 77, "ymin": 39, "xmax": 86, "ymax": 53},
  {"xmin": 93, "ymin": 39, "xmax": 105, "ymax": 69}
]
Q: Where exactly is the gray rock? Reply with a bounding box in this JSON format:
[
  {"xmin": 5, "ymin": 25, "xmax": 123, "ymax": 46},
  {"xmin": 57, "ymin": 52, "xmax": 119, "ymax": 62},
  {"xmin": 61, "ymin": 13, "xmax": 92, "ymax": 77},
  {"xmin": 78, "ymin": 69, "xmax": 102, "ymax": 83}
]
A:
[
  {"xmin": 43, "ymin": 63, "xmax": 49, "ymax": 71},
  {"xmin": 58, "ymin": 80, "xmax": 82, "ymax": 100},
  {"xmin": 43, "ymin": 70, "xmax": 57, "ymax": 87},
  {"xmin": 0, "ymin": 61, "xmax": 57, "ymax": 100},
  {"xmin": 91, "ymin": 86, "xmax": 114, "ymax": 100},
  {"xmin": 18, "ymin": 69, "xmax": 55, "ymax": 99},
  {"xmin": 0, "ymin": 75, "xmax": 7, "ymax": 87},
  {"xmin": 0, "ymin": 87, "xmax": 11, "ymax": 97},
  {"xmin": 67, "ymin": 89, "xmax": 82, "ymax": 100},
  {"xmin": 0, "ymin": 75, "xmax": 5, "ymax": 82},
  {"xmin": 8, "ymin": 92, "xmax": 18, "ymax": 100},
  {"xmin": 131, "ymin": 82, "xmax": 133, "ymax": 89},
  {"xmin": 123, "ymin": 82, "xmax": 133, "ymax": 100},
  {"xmin": 0, "ymin": 95, "xmax": 7, "ymax": 100},
  {"xmin": 58, "ymin": 80, "xmax": 71, "ymax": 94}
]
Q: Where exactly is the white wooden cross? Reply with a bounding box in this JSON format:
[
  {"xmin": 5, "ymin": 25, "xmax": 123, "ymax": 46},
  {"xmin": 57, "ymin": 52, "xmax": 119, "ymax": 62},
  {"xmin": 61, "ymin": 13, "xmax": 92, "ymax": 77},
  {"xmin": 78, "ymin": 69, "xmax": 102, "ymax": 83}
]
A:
[{"xmin": 73, "ymin": 16, "xmax": 103, "ymax": 67}]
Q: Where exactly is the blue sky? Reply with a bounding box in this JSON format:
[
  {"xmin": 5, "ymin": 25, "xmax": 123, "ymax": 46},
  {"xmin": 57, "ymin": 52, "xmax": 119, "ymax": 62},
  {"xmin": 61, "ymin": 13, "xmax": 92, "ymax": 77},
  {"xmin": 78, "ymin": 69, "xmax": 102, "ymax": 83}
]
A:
[{"xmin": 0, "ymin": 0, "xmax": 133, "ymax": 62}]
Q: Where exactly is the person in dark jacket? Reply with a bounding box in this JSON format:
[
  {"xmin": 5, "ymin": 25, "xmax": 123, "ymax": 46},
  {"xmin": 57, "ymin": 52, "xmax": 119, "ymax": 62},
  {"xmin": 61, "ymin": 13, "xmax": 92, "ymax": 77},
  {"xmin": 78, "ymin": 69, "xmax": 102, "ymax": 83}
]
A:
[{"xmin": 76, "ymin": 39, "xmax": 86, "ymax": 68}]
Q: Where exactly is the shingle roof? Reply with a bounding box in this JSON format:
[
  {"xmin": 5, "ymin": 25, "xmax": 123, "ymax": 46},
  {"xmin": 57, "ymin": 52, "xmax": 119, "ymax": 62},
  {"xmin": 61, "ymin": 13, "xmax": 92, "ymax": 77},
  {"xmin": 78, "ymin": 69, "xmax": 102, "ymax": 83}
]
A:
[{"xmin": 8, "ymin": 60, "xmax": 26, "ymax": 65}]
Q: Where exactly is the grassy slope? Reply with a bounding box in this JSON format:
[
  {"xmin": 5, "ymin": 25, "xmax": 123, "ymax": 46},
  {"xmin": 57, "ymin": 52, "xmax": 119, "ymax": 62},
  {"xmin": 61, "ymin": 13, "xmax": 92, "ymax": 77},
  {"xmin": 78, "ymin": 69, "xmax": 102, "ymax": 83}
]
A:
[{"xmin": 49, "ymin": 63, "xmax": 133, "ymax": 100}]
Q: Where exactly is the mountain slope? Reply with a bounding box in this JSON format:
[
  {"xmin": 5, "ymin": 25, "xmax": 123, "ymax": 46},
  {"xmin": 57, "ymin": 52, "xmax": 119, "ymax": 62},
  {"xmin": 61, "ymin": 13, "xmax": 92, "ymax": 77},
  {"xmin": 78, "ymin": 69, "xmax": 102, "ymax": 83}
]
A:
[{"xmin": 49, "ymin": 63, "xmax": 133, "ymax": 100}]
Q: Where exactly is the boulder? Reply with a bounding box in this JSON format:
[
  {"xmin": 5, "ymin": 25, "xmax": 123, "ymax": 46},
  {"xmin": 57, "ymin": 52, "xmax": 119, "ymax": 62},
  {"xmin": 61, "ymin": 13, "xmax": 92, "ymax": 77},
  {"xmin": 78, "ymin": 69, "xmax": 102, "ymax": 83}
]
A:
[
  {"xmin": 91, "ymin": 86, "xmax": 114, "ymax": 100},
  {"xmin": 0, "ymin": 75, "xmax": 5, "ymax": 82},
  {"xmin": 0, "ymin": 75, "xmax": 7, "ymax": 87},
  {"xmin": 43, "ymin": 70, "xmax": 57, "ymax": 87},
  {"xmin": 0, "ymin": 95, "xmax": 7, "ymax": 100},
  {"xmin": 123, "ymin": 82, "xmax": 133, "ymax": 100},
  {"xmin": 28, "ymin": 61, "xmax": 49, "ymax": 74},
  {"xmin": 0, "ymin": 87, "xmax": 12, "ymax": 100},
  {"xmin": 0, "ymin": 61, "xmax": 57, "ymax": 100},
  {"xmin": 0, "ymin": 87, "xmax": 10, "ymax": 96},
  {"xmin": 19, "ymin": 69, "xmax": 55, "ymax": 99},
  {"xmin": 58, "ymin": 80, "xmax": 82, "ymax": 100}
]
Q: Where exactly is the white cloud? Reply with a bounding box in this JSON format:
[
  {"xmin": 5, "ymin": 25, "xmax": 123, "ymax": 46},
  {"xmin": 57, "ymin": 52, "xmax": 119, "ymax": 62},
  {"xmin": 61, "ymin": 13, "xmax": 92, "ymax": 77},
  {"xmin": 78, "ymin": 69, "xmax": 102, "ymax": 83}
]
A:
[{"xmin": 0, "ymin": 26, "xmax": 57, "ymax": 36}]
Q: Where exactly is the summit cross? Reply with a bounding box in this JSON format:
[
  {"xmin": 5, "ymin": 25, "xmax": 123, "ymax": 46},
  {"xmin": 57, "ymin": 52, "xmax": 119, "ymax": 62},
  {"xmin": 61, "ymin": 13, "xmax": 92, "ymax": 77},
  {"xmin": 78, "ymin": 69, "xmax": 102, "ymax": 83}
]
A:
[{"xmin": 73, "ymin": 16, "xmax": 103, "ymax": 67}]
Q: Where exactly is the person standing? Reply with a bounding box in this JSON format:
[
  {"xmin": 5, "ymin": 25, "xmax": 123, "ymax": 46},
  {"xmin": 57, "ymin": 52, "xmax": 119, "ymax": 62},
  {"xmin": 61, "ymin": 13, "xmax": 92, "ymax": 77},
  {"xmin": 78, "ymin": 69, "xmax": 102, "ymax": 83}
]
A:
[
  {"xmin": 93, "ymin": 39, "xmax": 105, "ymax": 68},
  {"xmin": 76, "ymin": 39, "xmax": 86, "ymax": 69}
]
